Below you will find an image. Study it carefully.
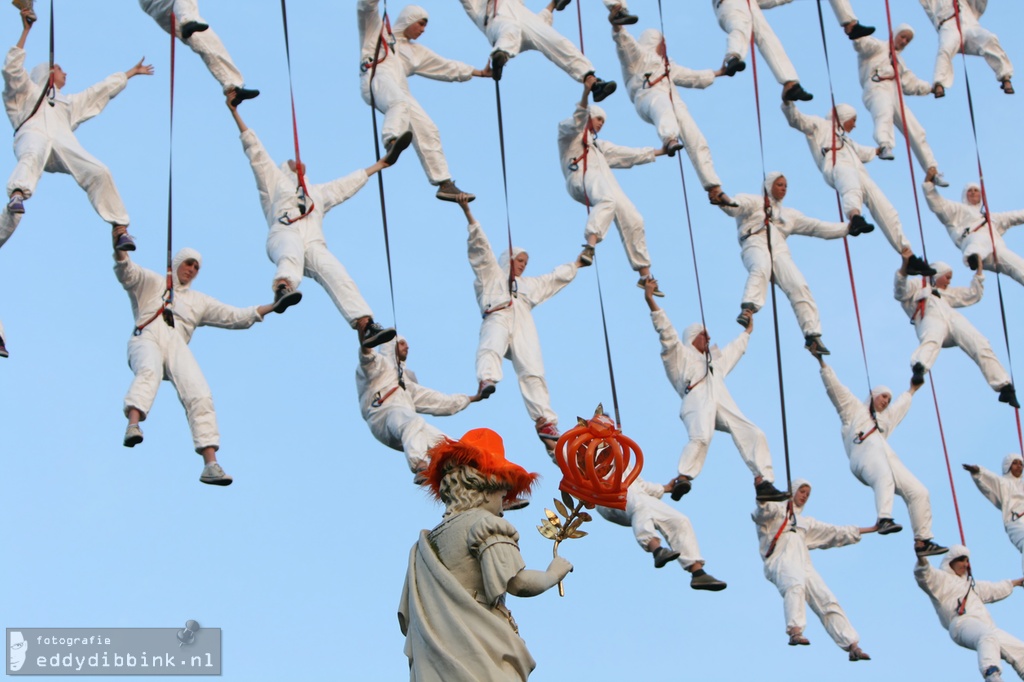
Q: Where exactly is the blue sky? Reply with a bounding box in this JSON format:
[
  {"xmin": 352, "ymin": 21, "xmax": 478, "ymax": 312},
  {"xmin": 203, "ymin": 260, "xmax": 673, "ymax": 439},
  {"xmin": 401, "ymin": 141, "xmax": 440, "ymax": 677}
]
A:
[{"xmin": 3, "ymin": 1, "xmax": 1024, "ymax": 680}]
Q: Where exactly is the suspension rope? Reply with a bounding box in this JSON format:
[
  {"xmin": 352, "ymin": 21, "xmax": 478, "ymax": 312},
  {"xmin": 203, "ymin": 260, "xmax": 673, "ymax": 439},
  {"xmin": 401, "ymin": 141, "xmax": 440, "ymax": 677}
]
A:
[
  {"xmin": 278, "ymin": 0, "xmax": 315, "ymax": 225},
  {"xmin": 493, "ymin": 82, "xmax": 516, "ymax": 296},
  {"xmin": 364, "ymin": 1, "xmax": 399, "ymax": 328}
]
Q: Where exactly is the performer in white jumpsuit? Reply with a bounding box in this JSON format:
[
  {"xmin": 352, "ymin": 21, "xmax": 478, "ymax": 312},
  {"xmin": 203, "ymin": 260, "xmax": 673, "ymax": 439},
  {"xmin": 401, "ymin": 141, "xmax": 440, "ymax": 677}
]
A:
[
  {"xmin": 918, "ymin": 0, "xmax": 1013, "ymax": 96},
  {"xmin": 718, "ymin": 171, "xmax": 851, "ymax": 357},
  {"xmin": 558, "ymin": 80, "xmax": 665, "ymax": 290},
  {"xmin": 851, "ymin": 23, "xmax": 946, "ymax": 180},
  {"xmin": 358, "ymin": 2, "xmax": 490, "ymax": 202},
  {"xmin": 822, "ymin": 0, "xmax": 876, "ymax": 39},
  {"xmin": 964, "ymin": 455, "xmax": 1024, "ymax": 575},
  {"xmin": 138, "ymin": 0, "xmax": 258, "ymax": 105},
  {"xmin": 711, "ymin": 0, "xmax": 812, "ymax": 101},
  {"xmin": 754, "ymin": 478, "xmax": 875, "ymax": 658},
  {"xmin": 115, "ymin": 228, "xmax": 281, "ymax": 486},
  {"xmin": 782, "ymin": 100, "xmax": 935, "ymax": 276},
  {"xmin": 642, "ymin": 279, "xmax": 789, "ymax": 503},
  {"xmin": 916, "ymin": 545, "xmax": 1024, "ymax": 682},
  {"xmin": 227, "ymin": 96, "xmax": 399, "ymax": 349},
  {"xmin": 459, "ymin": 197, "xmax": 581, "ymax": 453},
  {"xmin": 457, "ymin": 0, "xmax": 617, "ymax": 99},
  {"xmin": 0, "ymin": 316, "xmax": 7, "ymax": 358},
  {"xmin": 924, "ymin": 173, "xmax": 1024, "ymax": 286},
  {"xmin": 610, "ymin": 21, "xmax": 730, "ymax": 200},
  {"xmin": 815, "ymin": 354, "xmax": 948, "ymax": 556},
  {"xmin": 597, "ymin": 476, "xmax": 727, "ymax": 590},
  {"xmin": 357, "ymin": 335, "xmax": 483, "ymax": 477},
  {"xmin": 894, "ymin": 255, "xmax": 1018, "ymax": 407},
  {"xmin": 3, "ymin": 10, "xmax": 151, "ymax": 249}
]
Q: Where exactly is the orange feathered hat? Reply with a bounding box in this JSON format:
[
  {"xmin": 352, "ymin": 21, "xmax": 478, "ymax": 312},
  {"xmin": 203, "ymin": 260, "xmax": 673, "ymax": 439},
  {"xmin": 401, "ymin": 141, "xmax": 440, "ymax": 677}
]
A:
[{"xmin": 422, "ymin": 428, "xmax": 539, "ymax": 502}]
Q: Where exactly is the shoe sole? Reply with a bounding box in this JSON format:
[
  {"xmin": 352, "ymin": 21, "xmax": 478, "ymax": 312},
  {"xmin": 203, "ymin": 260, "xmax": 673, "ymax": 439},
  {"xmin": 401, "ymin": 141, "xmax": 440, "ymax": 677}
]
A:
[
  {"xmin": 670, "ymin": 481, "xmax": 691, "ymax": 501},
  {"xmin": 8, "ymin": 204, "xmax": 23, "ymax": 214},
  {"xmin": 611, "ymin": 16, "xmax": 638, "ymax": 25},
  {"xmin": 436, "ymin": 191, "xmax": 475, "ymax": 203},
  {"xmin": 592, "ymin": 81, "xmax": 617, "ymax": 103},
  {"xmin": 480, "ymin": 384, "xmax": 496, "ymax": 398},
  {"xmin": 123, "ymin": 435, "xmax": 143, "ymax": 448},
  {"xmin": 916, "ymin": 547, "xmax": 949, "ymax": 557},
  {"xmin": 756, "ymin": 493, "xmax": 791, "ymax": 502},
  {"xmin": 653, "ymin": 552, "xmax": 680, "ymax": 568},
  {"xmin": 200, "ymin": 476, "xmax": 233, "ymax": 486},
  {"xmin": 273, "ymin": 290, "xmax": 303, "ymax": 314},
  {"xmin": 691, "ymin": 581, "xmax": 727, "ymax": 592},
  {"xmin": 116, "ymin": 240, "xmax": 137, "ymax": 252},
  {"xmin": 384, "ymin": 131, "xmax": 413, "ymax": 166},
  {"xmin": 491, "ymin": 53, "xmax": 508, "ymax": 81},
  {"xmin": 230, "ymin": 89, "xmax": 260, "ymax": 107},
  {"xmin": 877, "ymin": 524, "xmax": 903, "ymax": 535},
  {"xmin": 361, "ymin": 327, "xmax": 397, "ymax": 349}
]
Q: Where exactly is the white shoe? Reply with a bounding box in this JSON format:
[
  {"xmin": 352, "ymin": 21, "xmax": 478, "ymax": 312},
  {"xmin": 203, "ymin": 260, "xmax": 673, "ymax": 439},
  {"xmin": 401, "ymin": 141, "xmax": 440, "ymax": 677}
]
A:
[
  {"xmin": 878, "ymin": 146, "xmax": 895, "ymax": 160},
  {"xmin": 123, "ymin": 424, "xmax": 143, "ymax": 448},
  {"xmin": 200, "ymin": 462, "xmax": 233, "ymax": 486},
  {"xmin": 932, "ymin": 171, "xmax": 949, "ymax": 187}
]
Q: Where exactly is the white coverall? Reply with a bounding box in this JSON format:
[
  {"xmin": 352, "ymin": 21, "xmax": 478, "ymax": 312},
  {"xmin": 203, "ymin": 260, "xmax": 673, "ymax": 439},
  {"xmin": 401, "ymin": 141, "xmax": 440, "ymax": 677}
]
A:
[
  {"xmin": 356, "ymin": 337, "xmax": 471, "ymax": 473},
  {"xmin": 117, "ymin": 249, "xmax": 263, "ymax": 453},
  {"xmin": 458, "ymin": 0, "xmax": 595, "ymax": 82},
  {"xmin": 612, "ymin": 27, "xmax": 721, "ymax": 190},
  {"xmin": 720, "ymin": 172, "xmax": 847, "ymax": 337},
  {"xmin": 138, "ymin": 0, "xmax": 245, "ymax": 94},
  {"xmin": 853, "ymin": 31, "xmax": 939, "ymax": 172},
  {"xmin": 969, "ymin": 455, "xmax": 1024, "ymax": 575},
  {"xmin": 783, "ymin": 102, "xmax": 912, "ymax": 255},
  {"xmin": 916, "ymin": 545, "xmax": 1024, "ymax": 680},
  {"xmin": 358, "ymin": 2, "xmax": 475, "ymax": 186},
  {"xmin": 894, "ymin": 267, "xmax": 1010, "ymax": 390},
  {"xmin": 924, "ymin": 180, "xmax": 1024, "ymax": 286},
  {"xmin": 240, "ymin": 129, "xmax": 374, "ymax": 328},
  {"xmin": 712, "ymin": 0, "xmax": 799, "ymax": 85},
  {"xmin": 652, "ymin": 308, "xmax": 776, "ymax": 483},
  {"xmin": 2, "ymin": 48, "xmax": 129, "ymax": 226},
  {"xmin": 597, "ymin": 477, "xmax": 703, "ymax": 569},
  {"xmin": 919, "ymin": 0, "xmax": 1013, "ymax": 89},
  {"xmin": 820, "ymin": 364, "xmax": 935, "ymax": 540},
  {"xmin": 754, "ymin": 479, "xmax": 862, "ymax": 649},
  {"xmin": 557, "ymin": 102, "xmax": 655, "ymax": 271},
  {"xmin": 468, "ymin": 219, "xmax": 577, "ymax": 426}
]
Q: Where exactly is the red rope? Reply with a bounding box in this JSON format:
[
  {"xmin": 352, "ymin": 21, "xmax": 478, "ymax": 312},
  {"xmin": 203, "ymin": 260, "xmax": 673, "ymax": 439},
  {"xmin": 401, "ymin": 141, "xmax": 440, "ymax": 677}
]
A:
[{"xmin": 928, "ymin": 372, "xmax": 966, "ymax": 544}]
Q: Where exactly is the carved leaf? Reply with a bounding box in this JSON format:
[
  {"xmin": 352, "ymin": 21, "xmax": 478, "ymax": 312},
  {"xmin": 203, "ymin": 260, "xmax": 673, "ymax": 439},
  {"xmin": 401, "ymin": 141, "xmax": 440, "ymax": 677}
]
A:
[
  {"xmin": 569, "ymin": 530, "xmax": 588, "ymax": 539},
  {"xmin": 553, "ymin": 498, "xmax": 569, "ymax": 518},
  {"xmin": 545, "ymin": 509, "xmax": 562, "ymax": 527},
  {"xmin": 561, "ymin": 490, "xmax": 575, "ymax": 510},
  {"xmin": 578, "ymin": 512, "xmax": 593, "ymax": 523},
  {"xmin": 567, "ymin": 517, "xmax": 583, "ymax": 533},
  {"xmin": 537, "ymin": 524, "xmax": 558, "ymax": 540}
]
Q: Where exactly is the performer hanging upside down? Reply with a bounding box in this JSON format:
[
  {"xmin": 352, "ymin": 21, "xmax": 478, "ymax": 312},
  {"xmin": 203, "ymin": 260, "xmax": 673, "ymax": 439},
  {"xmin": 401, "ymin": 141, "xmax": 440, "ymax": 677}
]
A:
[
  {"xmin": 918, "ymin": 0, "xmax": 1013, "ymax": 97},
  {"xmin": 458, "ymin": 197, "xmax": 582, "ymax": 456},
  {"xmin": 916, "ymin": 545, "xmax": 1024, "ymax": 682},
  {"xmin": 924, "ymin": 171, "xmax": 1024, "ymax": 287},
  {"xmin": 227, "ymin": 94, "xmax": 405, "ymax": 349},
  {"xmin": 358, "ymin": 1, "xmax": 491, "ymax": 203},
  {"xmin": 643, "ymin": 279, "xmax": 791, "ymax": 504},
  {"xmin": 894, "ymin": 254, "xmax": 1018, "ymax": 408},
  {"xmin": 964, "ymin": 454, "xmax": 1024, "ymax": 575},
  {"xmin": 3, "ymin": 8, "xmax": 151, "ymax": 250},
  {"xmin": 114, "ymin": 228, "xmax": 291, "ymax": 487},
  {"xmin": 754, "ymin": 478, "xmax": 875, "ymax": 659},
  {"xmin": 717, "ymin": 171, "xmax": 855, "ymax": 358},
  {"xmin": 138, "ymin": 0, "xmax": 258, "ymax": 105},
  {"xmin": 782, "ymin": 100, "xmax": 935, "ymax": 276},
  {"xmin": 815, "ymin": 353, "xmax": 948, "ymax": 557},
  {"xmin": 457, "ymin": 0, "xmax": 617, "ymax": 99},
  {"xmin": 558, "ymin": 80, "xmax": 668, "ymax": 294}
]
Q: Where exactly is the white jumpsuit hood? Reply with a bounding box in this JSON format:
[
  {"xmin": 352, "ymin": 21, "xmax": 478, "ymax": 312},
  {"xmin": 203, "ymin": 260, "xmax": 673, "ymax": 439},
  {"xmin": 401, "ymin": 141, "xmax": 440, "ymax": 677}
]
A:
[
  {"xmin": 498, "ymin": 247, "xmax": 527, "ymax": 272},
  {"xmin": 963, "ymin": 182, "xmax": 982, "ymax": 204},
  {"xmin": 763, "ymin": 171, "xmax": 784, "ymax": 196},
  {"xmin": 790, "ymin": 477, "xmax": 811, "ymax": 512},
  {"xmin": 29, "ymin": 62, "xmax": 49, "ymax": 85},
  {"xmin": 588, "ymin": 104, "xmax": 606, "ymax": 123},
  {"xmin": 393, "ymin": 5, "xmax": 429, "ymax": 35},
  {"xmin": 931, "ymin": 261, "xmax": 953, "ymax": 277},
  {"xmin": 833, "ymin": 104, "xmax": 857, "ymax": 126},
  {"xmin": 171, "ymin": 247, "xmax": 202, "ymax": 288},
  {"xmin": 638, "ymin": 29, "xmax": 663, "ymax": 53},
  {"xmin": 682, "ymin": 322, "xmax": 707, "ymax": 348},
  {"xmin": 867, "ymin": 385, "xmax": 892, "ymax": 408},
  {"xmin": 941, "ymin": 544, "xmax": 970, "ymax": 573},
  {"xmin": 895, "ymin": 23, "xmax": 914, "ymax": 38},
  {"xmin": 1003, "ymin": 453, "xmax": 1023, "ymax": 475}
]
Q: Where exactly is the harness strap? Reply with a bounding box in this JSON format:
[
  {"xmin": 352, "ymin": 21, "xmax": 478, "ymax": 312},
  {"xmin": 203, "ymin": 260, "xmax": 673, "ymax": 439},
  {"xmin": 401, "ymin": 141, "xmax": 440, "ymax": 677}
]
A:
[
  {"xmin": 279, "ymin": 0, "xmax": 315, "ymax": 225},
  {"xmin": 482, "ymin": 299, "xmax": 514, "ymax": 317},
  {"xmin": 764, "ymin": 501, "xmax": 795, "ymax": 559},
  {"xmin": 360, "ymin": 13, "xmax": 393, "ymax": 72},
  {"xmin": 371, "ymin": 385, "xmax": 401, "ymax": 408}
]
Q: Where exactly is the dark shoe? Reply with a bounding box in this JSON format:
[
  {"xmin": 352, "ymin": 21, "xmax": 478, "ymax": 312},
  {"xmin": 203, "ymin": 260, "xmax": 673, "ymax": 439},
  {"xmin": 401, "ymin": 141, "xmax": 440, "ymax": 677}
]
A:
[
  {"xmin": 123, "ymin": 424, "xmax": 143, "ymax": 448},
  {"xmin": 915, "ymin": 539, "xmax": 949, "ymax": 557},
  {"xmin": 579, "ymin": 244, "xmax": 595, "ymax": 267},
  {"xmin": 7, "ymin": 193, "xmax": 24, "ymax": 214},
  {"xmin": 609, "ymin": 8, "xmax": 639, "ymax": 25},
  {"xmin": 653, "ymin": 546, "xmax": 680, "ymax": 568},
  {"xmin": 846, "ymin": 22, "xmax": 875, "ymax": 40},
  {"xmin": 999, "ymin": 384, "xmax": 1021, "ymax": 409},
  {"xmin": 490, "ymin": 50, "xmax": 509, "ymax": 81},
  {"xmin": 0, "ymin": 337, "xmax": 7, "ymax": 359},
  {"xmin": 115, "ymin": 232, "xmax": 137, "ymax": 252},
  {"xmin": 1001, "ymin": 79, "xmax": 1014, "ymax": 95},
  {"xmin": 360, "ymin": 320, "xmax": 397, "ymax": 349},
  {"xmin": 670, "ymin": 475, "xmax": 692, "ymax": 501},
  {"xmin": 876, "ymin": 517, "xmax": 903, "ymax": 535},
  {"xmin": 933, "ymin": 84, "xmax": 945, "ymax": 99},
  {"xmin": 435, "ymin": 179, "xmax": 475, "ymax": 203},
  {"xmin": 967, "ymin": 254, "xmax": 980, "ymax": 271},
  {"xmin": 723, "ymin": 56, "xmax": 746, "ymax": 77},
  {"xmin": 788, "ymin": 634, "xmax": 810, "ymax": 646},
  {"xmin": 637, "ymin": 277, "xmax": 664, "ymax": 297},
  {"xmin": 690, "ymin": 570, "xmax": 727, "ymax": 591},
  {"xmin": 848, "ymin": 214, "xmax": 875, "ymax": 236},
  {"xmin": 591, "ymin": 78, "xmax": 617, "ymax": 102},
  {"xmin": 272, "ymin": 284, "xmax": 303, "ymax": 314},
  {"xmin": 736, "ymin": 309, "xmax": 753, "ymax": 328},
  {"xmin": 478, "ymin": 380, "xmax": 496, "ymax": 399},
  {"xmin": 911, "ymin": 362, "xmax": 926, "ymax": 387},
  {"xmin": 230, "ymin": 86, "xmax": 260, "ymax": 107},
  {"xmin": 755, "ymin": 480, "xmax": 790, "ymax": 502},
  {"xmin": 554, "ymin": 0, "xmax": 571, "ymax": 10},
  {"xmin": 180, "ymin": 21, "xmax": 209, "ymax": 41},
  {"xmin": 665, "ymin": 140, "xmax": 684, "ymax": 157},
  {"xmin": 905, "ymin": 254, "xmax": 937, "ymax": 277},
  {"xmin": 783, "ymin": 82, "xmax": 813, "ymax": 102},
  {"xmin": 804, "ymin": 334, "xmax": 830, "ymax": 359},
  {"xmin": 383, "ymin": 130, "xmax": 413, "ymax": 166},
  {"xmin": 848, "ymin": 645, "xmax": 871, "ymax": 661}
]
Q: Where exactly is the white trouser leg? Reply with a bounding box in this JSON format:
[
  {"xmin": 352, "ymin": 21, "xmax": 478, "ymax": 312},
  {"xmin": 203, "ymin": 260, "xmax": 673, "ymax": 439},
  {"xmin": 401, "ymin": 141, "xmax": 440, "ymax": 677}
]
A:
[
  {"xmin": 636, "ymin": 89, "xmax": 682, "ymax": 148},
  {"xmin": 953, "ymin": 620, "xmax": 1005, "ymax": 679},
  {"xmin": 892, "ymin": 102, "xmax": 939, "ymax": 171},
  {"xmin": 486, "ymin": 13, "xmax": 524, "ymax": 58},
  {"xmin": 508, "ymin": 312, "xmax": 556, "ymax": 424},
  {"xmin": 768, "ymin": 557, "xmax": 808, "ymax": 635},
  {"xmin": 610, "ymin": 187, "xmax": 652, "ymax": 272},
  {"xmin": 828, "ymin": 0, "xmax": 856, "ymax": 26},
  {"xmin": 750, "ymin": 3, "xmax": 799, "ymax": 85},
  {"xmin": 59, "ymin": 141, "xmax": 131, "ymax": 225},
  {"xmin": 678, "ymin": 397, "xmax": 715, "ymax": 479},
  {"xmin": 165, "ymin": 333, "xmax": 219, "ymax": 453},
  {"xmin": 986, "ymin": 247, "xmax": 1024, "ymax": 288},
  {"xmin": 573, "ymin": 170, "xmax": 615, "ymax": 241},
  {"xmin": 1007, "ymin": 521, "xmax": 1024, "ymax": 575},
  {"xmin": 864, "ymin": 86, "xmax": 897, "ymax": 151},
  {"xmin": 124, "ymin": 331, "xmax": 166, "ymax": 421},
  {"xmin": 362, "ymin": 73, "xmax": 412, "ymax": 147},
  {"xmin": 476, "ymin": 312, "xmax": 511, "ymax": 384},
  {"xmin": 848, "ymin": 440, "xmax": 895, "ymax": 521},
  {"xmin": 303, "ymin": 239, "xmax": 374, "ymax": 328},
  {"xmin": 632, "ymin": 496, "xmax": 703, "ymax": 568},
  {"xmin": 805, "ymin": 566, "xmax": 858, "ymax": 650},
  {"xmin": 888, "ymin": 452, "xmax": 934, "ymax": 540},
  {"xmin": 716, "ymin": 3, "xmax": 751, "ymax": 61},
  {"xmin": 740, "ymin": 242, "xmax": 771, "ymax": 311},
  {"xmin": 672, "ymin": 95, "xmax": 721, "ymax": 189},
  {"xmin": 142, "ymin": 0, "xmax": 244, "ymax": 91},
  {"xmin": 860, "ymin": 168, "xmax": 912, "ymax": 253},
  {"xmin": 911, "ymin": 315, "xmax": 947, "ymax": 373},
  {"xmin": 772, "ymin": 250, "xmax": 822, "ymax": 337},
  {"xmin": 997, "ymin": 628, "xmax": 1024, "ymax": 678},
  {"xmin": 934, "ymin": 24, "xmax": 961, "ymax": 89},
  {"xmin": 266, "ymin": 225, "xmax": 305, "ymax": 292},
  {"xmin": 8, "ymin": 132, "xmax": 50, "ymax": 199},
  {"xmin": 406, "ymin": 98, "xmax": 452, "ymax": 186},
  {"xmin": 518, "ymin": 13, "xmax": 595, "ymax": 81},
  {"xmin": 964, "ymin": 25, "xmax": 1013, "ymax": 82},
  {"xmin": 948, "ymin": 310, "xmax": 1011, "ymax": 390},
  {"xmin": 717, "ymin": 393, "xmax": 775, "ymax": 481},
  {"xmin": 375, "ymin": 406, "xmax": 447, "ymax": 472}
]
